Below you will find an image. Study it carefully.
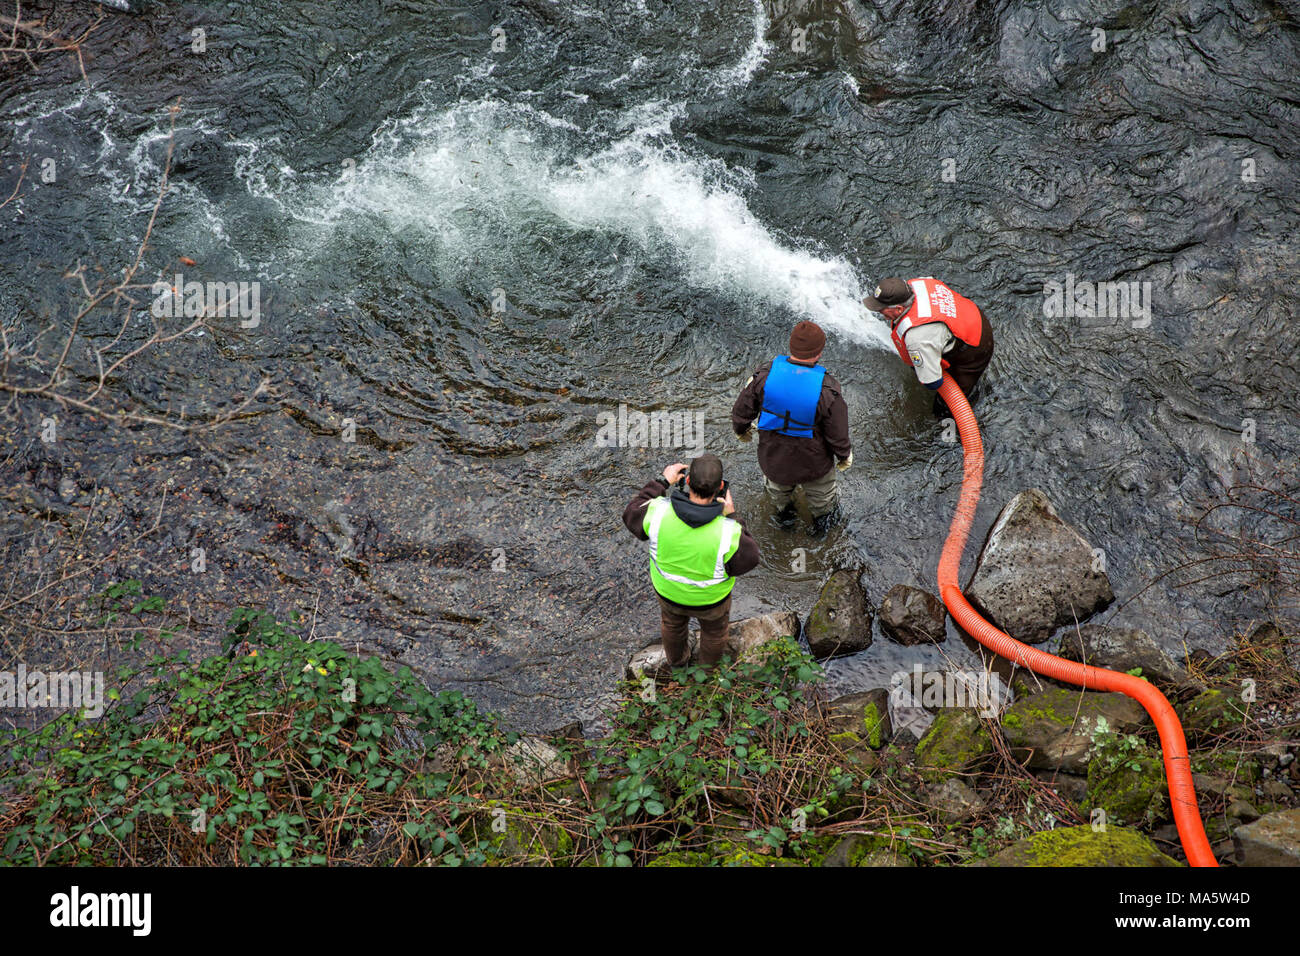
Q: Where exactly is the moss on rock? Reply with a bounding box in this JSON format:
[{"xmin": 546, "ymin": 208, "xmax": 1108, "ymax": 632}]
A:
[
  {"xmin": 915, "ymin": 709, "xmax": 993, "ymax": 783},
  {"xmin": 972, "ymin": 824, "xmax": 1181, "ymax": 866}
]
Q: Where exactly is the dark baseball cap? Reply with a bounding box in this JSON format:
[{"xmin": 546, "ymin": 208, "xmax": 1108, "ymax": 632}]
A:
[{"xmin": 863, "ymin": 277, "xmax": 912, "ymax": 310}]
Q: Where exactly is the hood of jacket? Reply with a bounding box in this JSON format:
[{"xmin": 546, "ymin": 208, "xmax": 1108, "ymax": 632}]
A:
[{"xmin": 668, "ymin": 487, "xmax": 724, "ymax": 528}]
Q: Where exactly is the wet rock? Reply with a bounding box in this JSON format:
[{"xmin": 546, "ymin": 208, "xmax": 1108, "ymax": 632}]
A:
[
  {"xmin": 926, "ymin": 778, "xmax": 987, "ymax": 823},
  {"xmin": 964, "ymin": 489, "xmax": 1114, "ymax": 645},
  {"xmin": 825, "ymin": 689, "xmax": 891, "ymax": 748},
  {"xmin": 1056, "ymin": 624, "xmax": 1192, "ymax": 690},
  {"xmin": 971, "ymin": 825, "xmax": 1181, "ymax": 867},
  {"xmin": 914, "ymin": 709, "xmax": 993, "ymax": 783},
  {"xmin": 623, "ymin": 611, "xmax": 799, "ymax": 680},
  {"xmin": 1233, "ymin": 809, "xmax": 1300, "ymax": 866},
  {"xmin": 1001, "ymin": 687, "xmax": 1148, "ymax": 773},
  {"xmin": 804, "ymin": 569, "xmax": 872, "ymax": 659},
  {"xmin": 879, "ymin": 584, "xmax": 946, "ymax": 645}
]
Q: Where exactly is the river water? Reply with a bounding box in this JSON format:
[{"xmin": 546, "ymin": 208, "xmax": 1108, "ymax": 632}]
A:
[{"xmin": 2, "ymin": 0, "xmax": 1297, "ymax": 731}]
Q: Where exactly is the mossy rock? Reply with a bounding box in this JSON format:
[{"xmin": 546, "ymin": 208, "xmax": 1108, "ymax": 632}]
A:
[
  {"xmin": 819, "ymin": 831, "xmax": 924, "ymax": 866},
  {"xmin": 971, "ymin": 824, "xmax": 1181, "ymax": 866},
  {"xmin": 915, "ymin": 709, "xmax": 993, "ymax": 783},
  {"xmin": 1183, "ymin": 688, "xmax": 1251, "ymax": 740},
  {"xmin": 825, "ymin": 690, "xmax": 891, "ymax": 749},
  {"xmin": 1086, "ymin": 751, "xmax": 1169, "ymax": 828},
  {"xmin": 827, "ymin": 730, "xmax": 880, "ymax": 776},
  {"xmin": 1189, "ymin": 753, "xmax": 1260, "ymax": 786},
  {"xmin": 647, "ymin": 842, "xmax": 801, "ymax": 867},
  {"xmin": 1000, "ymin": 687, "xmax": 1147, "ymax": 773},
  {"xmin": 471, "ymin": 801, "xmax": 575, "ymax": 866}
]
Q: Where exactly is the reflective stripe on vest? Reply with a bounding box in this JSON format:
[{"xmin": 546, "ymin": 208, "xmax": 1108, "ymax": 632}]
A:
[
  {"xmin": 643, "ymin": 497, "xmax": 741, "ymax": 605},
  {"xmin": 755, "ymin": 355, "xmax": 826, "ymax": 439},
  {"xmin": 889, "ymin": 277, "xmax": 983, "ymax": 369}
]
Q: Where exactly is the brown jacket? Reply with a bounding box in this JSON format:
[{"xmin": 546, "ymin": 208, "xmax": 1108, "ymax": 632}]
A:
[{"xmin": 731, "ymin": 359, "xmax": 851, "ymax": 485}]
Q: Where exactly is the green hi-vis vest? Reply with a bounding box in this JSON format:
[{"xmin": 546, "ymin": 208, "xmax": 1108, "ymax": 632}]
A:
[{"xmin": 643, "ymin": 496, "xmax": 743, "ymax": 606}]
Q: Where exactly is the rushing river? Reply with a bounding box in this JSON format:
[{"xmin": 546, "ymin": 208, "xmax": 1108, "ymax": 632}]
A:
[{"xmin": 2, "ymin": 0, "xmax": 1297, "ymax": 731}]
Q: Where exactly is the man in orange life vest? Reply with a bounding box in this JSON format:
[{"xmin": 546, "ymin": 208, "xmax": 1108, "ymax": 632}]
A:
[{"xmin": 863, "ymin": 277, "xmax": 994, "ymax": 418}]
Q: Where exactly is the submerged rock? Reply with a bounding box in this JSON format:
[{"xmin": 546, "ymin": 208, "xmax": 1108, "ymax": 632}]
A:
[
  {"xmin": 964, "ymin": 489, "xmax": 1114, "ymax": 645},
  {"xmin": 1000, "ymin": 687, "xmax": 1148, "ymax": 773},
  {"xmin": 879, "ymin": 584, "xmax": 947, "ymax": 645},
  {"xmin": 1056, "ymin": 624, "xmax": 1192, "ymax": 689},
  {"xmin": 805, "ymin": 569, "xmax": 872, "ymax": 659},
  {"xmin": 971, "ymin": 824, "xmax": 1181, "ymax": 867},
  {"xmin": 1233, "ymin": 808, "xmax": 1300, "ymax": 866}
]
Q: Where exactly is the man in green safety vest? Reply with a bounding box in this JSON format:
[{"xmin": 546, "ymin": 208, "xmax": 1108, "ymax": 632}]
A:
[{"xmin": 623, "ymin": 453, "xmax": 761, "ymax": 669}]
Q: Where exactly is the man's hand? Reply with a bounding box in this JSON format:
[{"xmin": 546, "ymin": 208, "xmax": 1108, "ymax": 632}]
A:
[
  {"xmin": 722, "ymin": 489, "xmax": 736, "ymax": 516},
  {"xmin": 662, "ymin": 463, "xmax": 688, "ymax": 485},
  {"xmin": 736, "ymin": 424, "xmax": 754, "ymax": 443},
  {"xmin": 836, "ymin": 451, "xmax": 853, "ymax": 472}
]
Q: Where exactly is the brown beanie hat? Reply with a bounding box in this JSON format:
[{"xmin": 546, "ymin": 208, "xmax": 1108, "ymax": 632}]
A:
[{"xmin": 789, "ymin": 321, "xmax": 826, "ymax": 361}]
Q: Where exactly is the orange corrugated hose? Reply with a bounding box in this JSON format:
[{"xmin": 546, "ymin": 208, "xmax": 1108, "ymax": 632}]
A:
[{"xmin": 934, "ymin": 377, "xmax": 1218, "ymax": 867}]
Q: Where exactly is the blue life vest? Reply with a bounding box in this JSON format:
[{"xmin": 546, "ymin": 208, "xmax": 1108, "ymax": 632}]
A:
[{"xmin": 756, "ymin": 356, "xmax": 826, "ymax": 439}]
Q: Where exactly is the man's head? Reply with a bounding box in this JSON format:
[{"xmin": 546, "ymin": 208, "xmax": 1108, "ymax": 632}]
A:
[
  {"xmin": 789, "ymin": 320, "xmax": 826, "ymax": 364},
  {"xmin": 863, "ymin": 278, "xmax": 913, "ymax": 322},
  {"xmin": 687, "ymin": 453, "xmax": 724, "ymax": 500}
]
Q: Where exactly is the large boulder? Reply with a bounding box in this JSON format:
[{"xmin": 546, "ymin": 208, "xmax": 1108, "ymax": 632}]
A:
[
  {"xmin": 624, "ymin": 610, "xmax": 799, "ymax": 680},
  {"xmin": 1057, "ymin": 624, "xmax": 1191, "ymax": 689},
  {"xmin": 1000, "ymin": 687, "xmax": 1149, "ymax": 773},
  {"xmin": 971, "ymin": 825, "xmax": 1181, "ymax": 867},
  {"xmin": 1233, "ymin": 808, "xmax": 1300, "ymax": 866},
  {"xmin": 964, "ymin": 489, "xmax": 1114, "ymax": 644},
  {"xmin": 879, "ymin": 585, "xmax": 947, "ymax": 645},
  {"xmin": 805, "ymin": 569, "xmax": 872, "ymax": 659}
]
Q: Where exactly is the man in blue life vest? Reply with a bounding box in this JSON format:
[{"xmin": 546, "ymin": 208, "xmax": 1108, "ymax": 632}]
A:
[
  {"xmin": 863, "ymin": 277, "xmax": 995, "ymax": 419},
  {"xmin": 623, "ymin": 453, "xmax": 760, "ymax": 669},
  {"xmin": 731, "ymin": 321, "xmax": 852, "ymax": 535}
]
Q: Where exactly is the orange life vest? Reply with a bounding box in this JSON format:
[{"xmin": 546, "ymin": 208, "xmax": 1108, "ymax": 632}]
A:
[{"xmin": 889, "ymin": 277, "xmax": 983, "ymax": 369}]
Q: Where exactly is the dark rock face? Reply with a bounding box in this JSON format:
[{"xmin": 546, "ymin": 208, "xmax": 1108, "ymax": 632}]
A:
[
  {"xmin": 1057, "ymin": 624, "xmax": 1191, "ymax": 689},
  {"xmin": 964, "ymin": 489, "xmax": 1114, "ymax": 645},
  {"xmin": 879, "ymin": 584, "xmax": 947, "ymax": 645},
  {"xmin": 805, "ymin": 569, "xmax": 872, "ymax": 659}
]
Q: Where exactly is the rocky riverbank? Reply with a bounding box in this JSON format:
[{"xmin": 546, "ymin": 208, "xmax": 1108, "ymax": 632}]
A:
[
  {"xmin": 611, "ymin": 487, "xmax": 1300, "ymax": 866},
  {"xmin": 2, "ymin": 481, "xmax": 1297, "ymax": 865}
]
